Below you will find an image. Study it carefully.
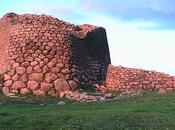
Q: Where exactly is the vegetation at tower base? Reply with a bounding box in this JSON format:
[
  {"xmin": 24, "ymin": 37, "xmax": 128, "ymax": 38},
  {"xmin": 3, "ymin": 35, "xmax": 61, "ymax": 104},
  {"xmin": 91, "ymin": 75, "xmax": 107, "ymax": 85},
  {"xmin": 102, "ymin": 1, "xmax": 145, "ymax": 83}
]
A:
[{"xmin": 0, "ymin": 92, "xmax": 175, "ymax": 129}]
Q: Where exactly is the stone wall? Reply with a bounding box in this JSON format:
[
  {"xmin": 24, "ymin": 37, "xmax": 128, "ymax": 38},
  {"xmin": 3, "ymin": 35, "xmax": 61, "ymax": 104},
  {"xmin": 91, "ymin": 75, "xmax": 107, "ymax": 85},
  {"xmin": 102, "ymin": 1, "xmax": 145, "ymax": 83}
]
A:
[
  {"xmin": 0, "ymin": 13, "xmax": 110, "ymax": 97},
  {"xmin": 104, "ymin": 65, "xmax": 175, "ymax": 94},
  {"xmin": 0, "ymin": 14, "xmax": 11, "ymax": 74}
]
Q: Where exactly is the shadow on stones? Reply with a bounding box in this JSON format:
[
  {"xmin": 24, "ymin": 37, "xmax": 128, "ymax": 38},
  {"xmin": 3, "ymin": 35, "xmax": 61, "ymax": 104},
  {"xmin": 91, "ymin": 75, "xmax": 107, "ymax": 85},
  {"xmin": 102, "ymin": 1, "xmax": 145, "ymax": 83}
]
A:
[{"xmin": 70, "ymin": 26, "xmax": 111, "ymax": 89}]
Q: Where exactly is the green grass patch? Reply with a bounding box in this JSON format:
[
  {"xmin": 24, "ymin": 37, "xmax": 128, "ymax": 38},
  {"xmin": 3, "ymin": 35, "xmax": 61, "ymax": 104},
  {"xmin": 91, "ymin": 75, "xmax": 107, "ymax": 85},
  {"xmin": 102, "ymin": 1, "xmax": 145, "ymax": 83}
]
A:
[{"xmin": 0, "ymin": 93, "xmax": 175, "ymax": 129}]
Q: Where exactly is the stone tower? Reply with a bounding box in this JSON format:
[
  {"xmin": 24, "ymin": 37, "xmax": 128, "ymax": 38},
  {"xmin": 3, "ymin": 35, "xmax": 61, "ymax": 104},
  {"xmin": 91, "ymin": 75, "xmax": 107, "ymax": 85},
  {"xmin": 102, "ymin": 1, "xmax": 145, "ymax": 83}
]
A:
[{"xmin": 0, "ymin": 13, "xmax": 111, "ymax": 96}]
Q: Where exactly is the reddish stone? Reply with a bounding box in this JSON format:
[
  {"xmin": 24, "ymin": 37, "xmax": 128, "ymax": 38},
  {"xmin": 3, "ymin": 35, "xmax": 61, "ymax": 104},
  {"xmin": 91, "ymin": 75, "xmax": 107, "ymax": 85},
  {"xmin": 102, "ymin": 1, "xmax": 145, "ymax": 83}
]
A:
[
  {"xmin": 12, "ymin": 62, "xmax": 20, "ymax": 68},
  {"xmin": 16, "ymin": 67, "xmax": 26, "ymax": 75},
  {"xmin": 39, "ymin": 61, "xmax": 45, "ymax": 67},
  {"xmin": 4, "ymin": 74, "xmax": 11, "ymax": 81},
  {"xmin": 47, "ymin": 62, "xmax": 54, "ymax": 68},
  {"xmin": 8, "ymin": 69, "xmax": 15, "ymax": 76},
  {"xmin": 68, "ymin": 80, "xmax": 77, "ymax": 90},
  {"xmin": 45, "ymin": 73, "xmax": 57, "ymax": 83},
  {"xmin": 11, "ymin": 55, "xmax": 18, "ymax": 60},
  {"xmin": 51, "ymin": 67, "xmax": 60, "ymax": 73},
  {"xmin": 65, "ymin": 74, "xmax": 71, "ymax": 80},
  {"xmin": 57, "ymin": 63, "xmax": 64, "ymax": 69},
  {"xmin": 43, "ymin": 58, "xmax": 49, "ymax": 64},
  {"xmin": 166, "ymin": 87, "xmax": 173, "ymax": 92},
  {"xmin": 25, "ymin": 57, "xmax": 33, "ymax": 62},
  {"xmin": 33, "ymin": 65, "xmax": 42, "ymax": 73},
  {"xmin": 33, "ymin": 90, "xmax": 45, "ymax": 96},
  {"xmin": 61, "ymin": 69, "xmax": 71, "ymax": 74},
  {"xmin": 29, "ymin": 73, "xmax": 43, "ymax": 82},
  {"xmin": 11, "ymin": 81, "xmax": 26, "ymax": 90},
  {"xmin": 57, "ymin": 73, "xmax": 65, "ymax": 78},
  {"xmin": 12, "ymin": 74, "xmax": 19, "ymax": 81},
  {"xmin": 142, "ymin": 81, "xmax": 150, "ymax": 84},
  {"xmin": 158, "ymin": 88, "xmax": 166, "ymax": 94},
  {"xmin": 48, "ymin": 42, "xmax": 54, "ymax": 47},
  {"xmin": 21, "ymin": 74, "xmax": 28, "ymax": 82},
  {"xmin": 59, "ymin": 92, "xmax": 66, "ymax": 98},
  {"xmin": 2, "ymin": 87, "xmax": 9, "ymax": 94},
  {"xmin": 35, "ymin": 50, "xmax": 42, "ymax": 54},
  {"xmin": 11, "ymin": 89, "xmax": 19, "ymax": 94},
  {"xmin": 6, "ymin": 93, "xmax": 16, "ymax": 97},
  {"xmin": 20, "ymin": 88, "xmax": 30, "ymax": 95},
  {"xmin": 27, "ymin": 81, "xmax": 39, "ymax": 91},
  {"xmin": 45, "ymin": 46, "xmax": 51, "ymax": 51},
  {"xmin": 30, "ymin": 61, "xmax": 38, "ymax": 66},
  {"xmin": 16, "ymin": 58, "xmax": 24, "ymax": 63},
  {"xmin": 50, "ymin": 58, "xmax": 57, "ymax": 65},
  {"xmin": 54, "ymin": 79, "xmax": 70, "ymax": 91},
  {"xmin": 26, "ymin": 66, "xmax": 33, "ymax": 74},
  {"xmin": 40, "ymin": 82, "xmax": 53, "ymax": 92},
  {"xmin": 40, "ymin": 55, "xmax": 47, "ymax": 61},
  {"xmin": 3, "ymin": 80, "xmax": 13, "ymax": 87},
  {"xmin": 43, "ymin": 65, "xmax": 49, "ymax": 73},
  {"xmin": 21, "ymin": 62, "xmax": 30, "ymax": 67}
]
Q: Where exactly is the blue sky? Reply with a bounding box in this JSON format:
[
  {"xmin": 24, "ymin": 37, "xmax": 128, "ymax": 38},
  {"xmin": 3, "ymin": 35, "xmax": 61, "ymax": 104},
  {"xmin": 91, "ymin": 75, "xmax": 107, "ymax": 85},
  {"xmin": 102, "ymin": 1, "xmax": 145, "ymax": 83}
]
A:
[{"xmin": 1, "ymin": 0, "xmax": 175, "ymax": 75}]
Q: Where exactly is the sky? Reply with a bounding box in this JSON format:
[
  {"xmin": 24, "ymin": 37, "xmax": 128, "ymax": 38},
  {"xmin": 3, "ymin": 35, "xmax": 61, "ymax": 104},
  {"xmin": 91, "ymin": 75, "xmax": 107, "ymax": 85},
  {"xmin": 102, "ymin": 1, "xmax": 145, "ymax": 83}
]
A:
[{"xmin": 1, "ymin": 0, "xmax": 175, "ymax": 75}]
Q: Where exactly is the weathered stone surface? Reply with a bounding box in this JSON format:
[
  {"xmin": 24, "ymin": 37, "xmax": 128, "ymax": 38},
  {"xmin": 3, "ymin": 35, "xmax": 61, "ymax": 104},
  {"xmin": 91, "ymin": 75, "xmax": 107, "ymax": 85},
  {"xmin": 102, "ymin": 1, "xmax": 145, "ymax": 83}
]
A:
[
  {"xmin": 21, "ymin": 74, "xmax": 28, "ymax": 82},
  {"xmin": 40, "ymin": 82, "xmax": 53, "ymax": 92},
  {"xmin": 51, "ymin": 67, "xmax": 60, "ymax": 73},
  {"xmin": 33, "ymin": 90, "xmax": 45, "ymax": 96},
  {"xmin": 4, "ymin": 74, "xmax": 11, "ymax": 81},
  {"xmin": 29, "ymin": 73, "xmax": 43, "ymax": 82},
  {"xmin": 11, "ymin": 89, "xmax": 19, "ymax": 94},
  {"xmin": 12, "ymin": 74, "xmax": 19, "ymax": 81},
  {"xmin": 20, "ymin": 88, "xmax": 30, "ymax": 95},
  {"xmin": 45, "ymin": 73, "xmax": 57, "ymax": 83},
  {"xmin": 6, "ymin": 93, "xmax": 16, "ymax": 97},
  {"xmin": 7, "ymin": 69, "xmax": 15, "ymax": 76},
  {"xmin": 2, "ymin": 87, "xmax": 9, "ymax": 94},
  {"xmin": 68, "ymin": 80, "xmax": 77, "ymax": 90},
  {"xmin": 33, "ymin": 65, "xmax": 42, "ymax": 73},
  {"xmin": 54, "ymin": 79, "xmax": 70, "ymax": 91},
  {"xmin": 59, "ymin": 92, "xmax": 66, "ymax": 98},
  {"xmin": 27, "ymin": 81, "xmax": 39, "ymax": 91},
  {"xmin": 42, "ymin": 65, "xmax": 49, "ymax": 73},
  {"xmin": 11, "ymin": 81, "xmax": 26, "ymax": 90},
  {"xmin": 16, "ymin": 67, "xmax": 26, "ymax": 75},
  {"xmin": 47, "ymin": 62, "xmax": 54, "ymax": 68},
  {"xmin": 61, "ymin": 69, "xmax": 71, "ymax": 74},
  {"xmin": 21, "ymin": 62, "xmax": 30, "ymax": 67},
  {"xmin": 3, "ymin": 80, "xmax": 13, "ymax": 87},
  {"xmin": 12, "ymin": 63, "xmax": 20, "ymax": 69},
  {"xmin": 30, "ymin": 61, "xmax": 38, "ymax": 66},
  {"xmin": 57, "ymin": 63, "xmax": 64, "ymax": 69},
  {"xmin": 57, "ymin": 73, "xmax": 65, "ymax": 79}
]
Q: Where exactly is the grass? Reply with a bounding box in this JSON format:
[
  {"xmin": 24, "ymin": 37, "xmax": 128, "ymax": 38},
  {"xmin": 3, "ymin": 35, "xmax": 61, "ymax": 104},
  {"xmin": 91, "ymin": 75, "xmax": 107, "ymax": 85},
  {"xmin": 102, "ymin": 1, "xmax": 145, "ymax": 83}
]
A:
[{"xmin": 0, "ymin": 93, "xmax": 175, "ymax": 130}]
